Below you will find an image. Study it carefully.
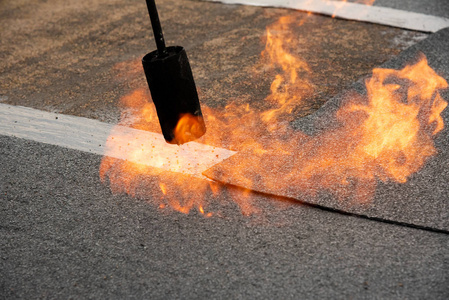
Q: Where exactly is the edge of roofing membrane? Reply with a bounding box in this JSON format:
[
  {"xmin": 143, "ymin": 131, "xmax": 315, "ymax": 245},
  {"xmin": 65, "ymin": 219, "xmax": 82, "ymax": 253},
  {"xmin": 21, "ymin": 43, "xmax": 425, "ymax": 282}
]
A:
[{"xmin": 204, "ymin": 27, "xmax": 449, "ymax": 233}]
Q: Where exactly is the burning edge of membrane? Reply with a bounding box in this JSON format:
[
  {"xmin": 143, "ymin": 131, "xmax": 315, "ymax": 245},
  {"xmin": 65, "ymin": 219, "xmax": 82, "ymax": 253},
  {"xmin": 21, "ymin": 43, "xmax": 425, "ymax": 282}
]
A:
[
  {"xmin": 0, "ymin": 104, "xmax": 236, "ymax": 179},
  {"xmin": 203, "ymin": 0, "xmax": 449, "ymax": 33}
]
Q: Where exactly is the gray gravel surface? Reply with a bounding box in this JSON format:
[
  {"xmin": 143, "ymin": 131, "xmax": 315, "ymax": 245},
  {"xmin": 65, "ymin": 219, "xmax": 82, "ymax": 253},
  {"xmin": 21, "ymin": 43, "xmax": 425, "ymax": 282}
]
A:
[
  {"xmin": 374, "ymin": 0, "xmax": 449, "ymax": 19},
  {"xmin": 1, "ymin": 135, "xmax": 449, "ymax": 299}
]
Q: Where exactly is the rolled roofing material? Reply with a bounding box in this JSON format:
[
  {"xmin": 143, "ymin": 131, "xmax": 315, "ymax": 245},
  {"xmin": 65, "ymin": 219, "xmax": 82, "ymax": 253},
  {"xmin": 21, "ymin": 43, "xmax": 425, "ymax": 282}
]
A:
[{"xmin": 204, "ymin": 27, "xmax": 449, "ymax": 233}]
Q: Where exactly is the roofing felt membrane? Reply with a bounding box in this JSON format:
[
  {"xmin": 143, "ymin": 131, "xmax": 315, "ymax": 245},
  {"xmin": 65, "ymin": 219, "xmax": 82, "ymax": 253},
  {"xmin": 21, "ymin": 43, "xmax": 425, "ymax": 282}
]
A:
[{"xmin": 205, "ymin": 27, "xmax": 449, "ymax": 233}]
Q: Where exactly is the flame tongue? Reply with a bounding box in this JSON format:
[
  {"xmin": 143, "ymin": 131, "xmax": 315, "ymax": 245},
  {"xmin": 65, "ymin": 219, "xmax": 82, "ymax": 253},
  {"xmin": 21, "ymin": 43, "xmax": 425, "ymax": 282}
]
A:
[
  {"xmin": 345, "ymin": 56, "xmax": 448, "ymax": 183},
  {"xmin": 261, "ymin": 15, "xmax": 314, "ymax": 126},
  {"xmin": 172, "ymin": 113, "xmax": 207, "ymax": 145}
]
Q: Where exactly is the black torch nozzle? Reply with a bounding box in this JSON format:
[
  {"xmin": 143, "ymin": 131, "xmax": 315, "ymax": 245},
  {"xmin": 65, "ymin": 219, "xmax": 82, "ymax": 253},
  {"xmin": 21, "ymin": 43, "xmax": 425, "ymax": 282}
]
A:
[{"xmin": 142, "ymin": 0, "xmax": 206, "ymax": 144}]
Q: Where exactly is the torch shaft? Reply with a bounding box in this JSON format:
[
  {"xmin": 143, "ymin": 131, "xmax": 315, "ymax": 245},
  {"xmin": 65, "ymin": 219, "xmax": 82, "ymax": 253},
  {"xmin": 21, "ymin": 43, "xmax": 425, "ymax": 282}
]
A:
[{"xmin": 145, "ymin": 0, "xmax": 167, "ymax": 56}]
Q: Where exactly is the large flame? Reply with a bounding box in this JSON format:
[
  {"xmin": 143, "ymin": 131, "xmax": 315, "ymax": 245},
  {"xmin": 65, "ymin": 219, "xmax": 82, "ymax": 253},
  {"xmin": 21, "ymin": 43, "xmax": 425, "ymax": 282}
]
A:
[
  {"xmin": 254, "ymin": 54, "xmax": 448, "ymax": 201},
  {"xmin": 261, "ymin": 15, "xmax": 314, "ymax": 126},
  {"xmin": 348, "ymin": 58, "xmax": 447, "ymax": 182},
  {"xmin": 100, "ymin": 13, "xmax": 447, "ymax": 215}
]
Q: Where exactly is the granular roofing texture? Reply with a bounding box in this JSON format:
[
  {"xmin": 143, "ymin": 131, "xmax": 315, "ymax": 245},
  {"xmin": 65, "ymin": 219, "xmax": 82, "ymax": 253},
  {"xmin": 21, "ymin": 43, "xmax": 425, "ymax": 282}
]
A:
[
  {"xmin": 1, "ymin": 135, "xmax": 449, "ymax": 299},
  {"xmin": 204, "ymin": 27, "xmax": 449, "ymax": 232}
]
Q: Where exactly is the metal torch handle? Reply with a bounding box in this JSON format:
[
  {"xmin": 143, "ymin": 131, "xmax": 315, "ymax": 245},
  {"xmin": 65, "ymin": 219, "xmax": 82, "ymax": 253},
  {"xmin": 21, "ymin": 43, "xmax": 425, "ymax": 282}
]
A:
[{"xmin": 145, "ymin": 0, "xmax": 168, "ymax": 57}]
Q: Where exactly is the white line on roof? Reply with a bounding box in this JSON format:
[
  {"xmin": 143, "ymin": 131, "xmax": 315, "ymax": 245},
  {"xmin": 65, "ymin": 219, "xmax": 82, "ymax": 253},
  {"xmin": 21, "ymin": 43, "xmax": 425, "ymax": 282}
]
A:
[
  {"xmin": 204, "ymin": 0, "xmax": 449, "ymax": 33},
  {"xmin": 0, "ymin": 104, "xmax": 236, "ymax": 179}
]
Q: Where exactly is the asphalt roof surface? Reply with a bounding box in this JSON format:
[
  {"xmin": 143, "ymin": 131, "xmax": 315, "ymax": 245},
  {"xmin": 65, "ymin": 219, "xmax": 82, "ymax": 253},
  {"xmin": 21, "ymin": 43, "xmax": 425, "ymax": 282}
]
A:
[
  {"xmin": 2, "ymin": 135, "xmax": 449, "ymax": 299},
  {"xmin": 1, "ymin": 0, "xmax": 449, "ymax": 299},
  {"xmin": 206, "ymin": 27, "xmax": 449, "ymax": 232}
]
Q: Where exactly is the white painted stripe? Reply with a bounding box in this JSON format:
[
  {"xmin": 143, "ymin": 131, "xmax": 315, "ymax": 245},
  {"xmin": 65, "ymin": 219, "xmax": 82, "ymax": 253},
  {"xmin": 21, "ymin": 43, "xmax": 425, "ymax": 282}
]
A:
[
  {"xmin": 204, "ymin": 0, "xmax": 449, "ymax": 33},
  {"xmin": 0, "ymin": 104, "xmax": 236, "ymax": 178}
]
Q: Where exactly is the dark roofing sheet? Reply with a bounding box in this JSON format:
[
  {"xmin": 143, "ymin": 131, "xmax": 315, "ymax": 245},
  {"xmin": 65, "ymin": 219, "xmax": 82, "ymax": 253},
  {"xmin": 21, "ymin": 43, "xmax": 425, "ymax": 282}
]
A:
[{"xmin": 204, "ymin": 27, "xmax": 449, "ymax": 232}]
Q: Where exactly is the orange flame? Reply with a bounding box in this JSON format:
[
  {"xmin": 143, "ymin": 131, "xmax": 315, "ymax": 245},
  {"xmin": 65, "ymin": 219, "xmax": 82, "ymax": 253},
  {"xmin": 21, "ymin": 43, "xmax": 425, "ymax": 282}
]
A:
[
  {"xmin": 172, "ymin": 113, "xmax": 206, "ymax": 145},
  {"xmin": 345, "ymin": 57, "xmax": 447, "ymax": 183},
  {"xmin": 261, "ymin": 15, "xmax": 314, "ymax": 126},
  {"xmin": 100, "ymin": 14, "xmax": 447, "ymax": 215},
  {"xmin": 222, "ymin": 54, "xmax": 447, "ymax": 202},
  {"xmin": 159, "ymin": 183, "xmax": 167, "ymax": 195}
]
